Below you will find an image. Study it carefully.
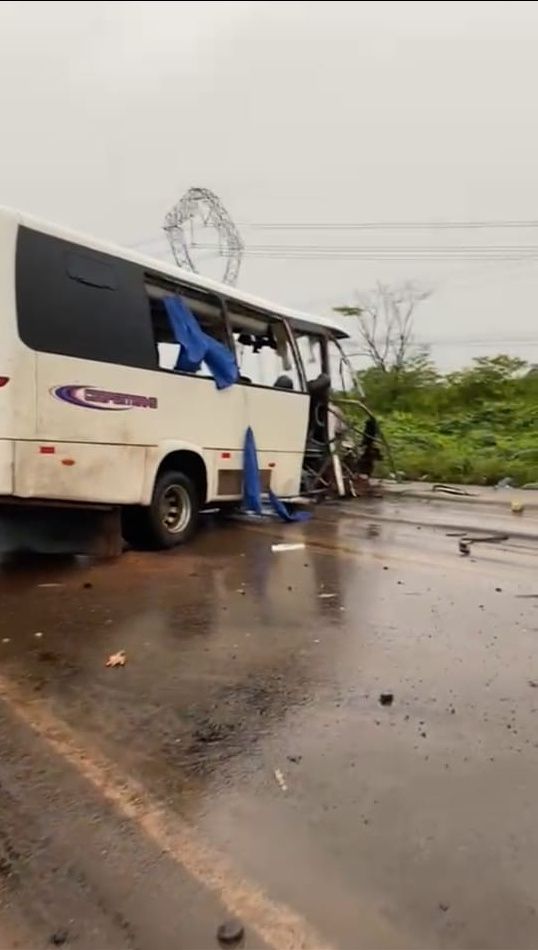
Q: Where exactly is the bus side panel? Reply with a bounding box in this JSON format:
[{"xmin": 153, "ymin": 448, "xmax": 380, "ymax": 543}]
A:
[
  {"xmin": 34, "ymin": 352, "xmax": 308, "ymax": 503},
  {"xmin": 0, "ymin": 216, "xmax": 36, "ymax": 443},
  {"xmin": 244, "ymin": 388, "xmax": 309, "ymax": 496},
  {"xmin": 14, "ymin": 441, "xmax": 147, "ymax": 504},
  {"xmin": 34, "ymin": 353, "xmax": 248, "ymax": 504}
]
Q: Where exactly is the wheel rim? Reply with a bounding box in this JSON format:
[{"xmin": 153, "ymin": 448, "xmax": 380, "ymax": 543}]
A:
[{"xmin": 160, "ymin": 484, "xmax": 192, "ymax": 534}]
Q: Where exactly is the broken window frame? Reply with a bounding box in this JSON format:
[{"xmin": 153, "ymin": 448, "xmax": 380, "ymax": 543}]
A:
[
  {"xmin": 145, "ymin": 271, "xmax": 232, "ymax": 377},
  {"xmin": 222, "ymin": 298, "xmax": 307, "ymax": 393}
]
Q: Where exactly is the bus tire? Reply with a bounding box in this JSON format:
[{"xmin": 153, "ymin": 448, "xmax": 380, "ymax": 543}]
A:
[{"xmin": 123, "ymin": 470, "xmax": 200, "ymax": 549}]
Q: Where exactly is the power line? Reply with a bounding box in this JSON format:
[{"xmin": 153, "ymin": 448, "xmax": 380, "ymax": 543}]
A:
[{"xmin": 239, "ymin": 219, "xmax": 538, "ymax": 231}]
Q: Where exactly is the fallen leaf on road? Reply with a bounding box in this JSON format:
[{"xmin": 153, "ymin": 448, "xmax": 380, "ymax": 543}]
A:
[{"xmin": 105, "ymin": 650, "xmax": 126, "ymax": 668}]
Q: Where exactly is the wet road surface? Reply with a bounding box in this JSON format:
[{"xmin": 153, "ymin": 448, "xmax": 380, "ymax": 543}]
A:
[{"xmin": 0, "ymin": 496, "xmax": 538, "ymax": 949}]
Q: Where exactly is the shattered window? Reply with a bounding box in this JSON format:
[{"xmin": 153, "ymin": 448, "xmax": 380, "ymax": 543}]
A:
[
  {"xmin": 227, "ymin": 303, "xmax": 304, "ymax": 391},
  {"xmin": 145, "ymin": 278, "xmax": 227, "ymax": 373},
  {"xmin": 295, "ymin": 334, "xmax": 324, "ymax": 385}
]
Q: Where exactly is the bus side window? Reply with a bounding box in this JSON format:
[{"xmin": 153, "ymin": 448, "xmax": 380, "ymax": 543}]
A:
[
  {"xmin": 295, "ymin": 333, "xmax": 324, "ymax": 385},
  {"xmin": 226, "ymin": 302, "xmax": 303, "ymax": 390},
  {"xmin": 145, "ymin": 279, "xmax": 228, "ymax": 374}
]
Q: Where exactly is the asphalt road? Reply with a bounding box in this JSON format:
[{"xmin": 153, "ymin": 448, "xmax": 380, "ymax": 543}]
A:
[{"xmin": 0, "ymin": 495, "xmax": 537, "ymax": 949}]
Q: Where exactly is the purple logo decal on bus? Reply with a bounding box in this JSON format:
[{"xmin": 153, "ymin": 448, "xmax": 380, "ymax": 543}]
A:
[{"xmin": 51, "ymin": 386, "xmax": 158, "ymax": 411}]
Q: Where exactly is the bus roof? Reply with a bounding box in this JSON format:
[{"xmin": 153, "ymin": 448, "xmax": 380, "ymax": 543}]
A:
[{"xmin": 2, "ymin": 206, "xmax": 349, "ymax": 340}]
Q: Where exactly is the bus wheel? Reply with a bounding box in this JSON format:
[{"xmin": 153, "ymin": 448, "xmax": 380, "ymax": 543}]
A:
[{"xmin": 123, "ymin": 471, "xmax": 200, "ymax": 549}]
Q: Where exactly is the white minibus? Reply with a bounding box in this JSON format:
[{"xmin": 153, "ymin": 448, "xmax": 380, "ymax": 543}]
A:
[{"xmin": 0, "ymin": 207, "xmax": 349, "ymax": 549}]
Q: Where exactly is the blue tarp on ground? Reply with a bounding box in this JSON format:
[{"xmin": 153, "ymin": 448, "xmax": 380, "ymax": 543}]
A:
[
  {"xmin": 163, "ymin": 296, "xmax": 238, "ymax": 390},
  {"xmin": 243, "ymin": 427, "xmax": 311, "ymax": 523}
]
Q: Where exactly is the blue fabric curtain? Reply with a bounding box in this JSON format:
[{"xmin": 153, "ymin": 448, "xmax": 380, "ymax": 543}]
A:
[
  {"xmin": 163, "ymin": 296, "xmax": 238, "ymax": 390},
  {"xmin": 243, "ymin": 426, "xmax": 263, "ymax": 515}
]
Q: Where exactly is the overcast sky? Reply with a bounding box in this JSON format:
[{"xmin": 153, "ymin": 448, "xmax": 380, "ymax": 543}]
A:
[{"xmin": 1, "ymin": 0, "xmax": 537, "ymax": 369}]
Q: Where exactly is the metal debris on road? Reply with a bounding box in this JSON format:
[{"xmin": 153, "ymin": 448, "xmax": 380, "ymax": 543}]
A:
[
  {"xmin": 458, "ymin": 533, "xmax": 509, "ymax": 556},
  {"xmin": 216, "ymin": 919, "xmax": 245, "ymax": 946},
  {"xmin": 274, "ymin": 768, "xmax": 288, "ymax": 792},
  {"xmin": 271, "ymin": 542, "xmax": 306, "ymax": 552},
  {"xmin": 105, "ymin": 650, "xmax": 127, "ymax": 668},
  {"xmin": 432, "ymin": 484, "xmax": 475, "ymax": 497},
  {"xmin": 496, "ymin": 477, "xmax": 514, "ymax": 489}
]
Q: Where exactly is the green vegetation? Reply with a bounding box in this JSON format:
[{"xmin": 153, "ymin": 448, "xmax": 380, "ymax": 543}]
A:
[{"xmin": 343, "ymin": 354, "xmax": 538, "ymax": 485}]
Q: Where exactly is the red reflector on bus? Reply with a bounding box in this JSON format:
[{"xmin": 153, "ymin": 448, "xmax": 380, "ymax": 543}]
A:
[
  {"xmin": 39, "ymin": 446, "xmax": 55, "ymax": 454},
  {"xmin": 221, "ymin": 452, "xmax": 231, "ymax": 459},
  {"xmin": 0, "ymin": 377, "xmax": 9, "ymax": 387}
]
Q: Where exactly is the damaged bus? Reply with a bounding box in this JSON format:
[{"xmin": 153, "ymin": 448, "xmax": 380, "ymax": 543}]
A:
[{"xmin": 0, "ymin": 207, "xmax": 353, "ymax": 552}]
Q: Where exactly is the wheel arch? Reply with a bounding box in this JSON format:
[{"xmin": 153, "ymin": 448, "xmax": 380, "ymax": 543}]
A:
[{"xmin": 142, "ymin": 443, "xmax": 209, "ymax": 507}]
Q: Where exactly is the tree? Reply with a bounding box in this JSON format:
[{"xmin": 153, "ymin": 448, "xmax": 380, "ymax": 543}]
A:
[
  {"xmin": 335, "ymin": 281, "xmax": 431, "ymax": 372},
  {"xmin": 446, "ymin": 355, "xmax": 528, "ymax": 404}
]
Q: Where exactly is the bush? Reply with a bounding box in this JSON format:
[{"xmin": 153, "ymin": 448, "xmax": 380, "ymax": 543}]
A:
[{"xmin": 343, "ymin": 354, "xmax": 538, "ymax": 485}]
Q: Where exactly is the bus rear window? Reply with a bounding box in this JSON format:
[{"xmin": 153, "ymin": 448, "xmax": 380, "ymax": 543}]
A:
[{"xmin": 16, "ymin": 227, "xmax": 156, "ymax": 369}]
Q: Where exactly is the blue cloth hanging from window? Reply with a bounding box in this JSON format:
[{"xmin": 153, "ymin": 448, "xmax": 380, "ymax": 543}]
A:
[
  {"xmin": 163, "ymin": 296, "xmax": 238, "ymax": 390},
  {"xmin": 243, "ymin": 426, "xmax": 263, "ymax": 515}
]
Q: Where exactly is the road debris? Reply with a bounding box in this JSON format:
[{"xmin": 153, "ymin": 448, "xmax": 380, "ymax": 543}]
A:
[
  {"xmin": 34, "ymin": 631, "xmax": 43, "ymax": 638},
  {"xmin": 105, "ymin": 650, "xmax": 126, "ymax": 668},
  {"xmin": 432, "ymin": 484, "xmax": 474, "ymax": 497},
  {"xmin": 458, "ymin": 533, "xmax": 509, "ymax": 556},
  {"xmin": 529, "ymin": 681, "xmax": 538, "ymax": 688},
  {"xmin": 379, "ymin": 692, "xmax": 394, "ymax": 706},
  {"xmin": 511, "ymin": 500, "xmax": 524, "ymax": 514},
  {"xmin": 2, "ymin": 638, "xmax": 10, "ymax": 644},
  {"xmin": 271, "ymin": 542, "xmax": 306, "ymax": 552},
  {"xmin": 49, "ymin": 931, "xmax": 69, "ymax": 946},
  {"xmin": 319, "ymin": 592, "xmax": 336, "ymax": 599},
  {"xmin": 217, "ymin": 919, "xmax": 245, "ymax": 946},
  {"xmin": 274, "ymin": 768, "xmax": 288, "ymax": 792},
  {"xmin": 37, "ymin": 582, "xmax": 63, "ymax": 588},
  {"xmin": 438, "ymin": 902, "xmax": 450, "ymax": 913},
  {"xmin": 516, "ymin": 594, "xmax": 538, "ymax": 599},
  {"xmin": 287, "ymin": 755, "xmax": 302, "ymax": 764}
]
